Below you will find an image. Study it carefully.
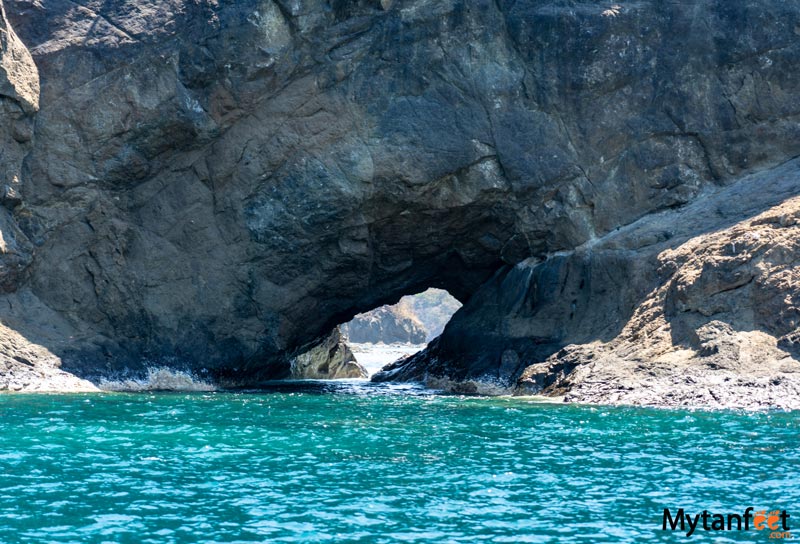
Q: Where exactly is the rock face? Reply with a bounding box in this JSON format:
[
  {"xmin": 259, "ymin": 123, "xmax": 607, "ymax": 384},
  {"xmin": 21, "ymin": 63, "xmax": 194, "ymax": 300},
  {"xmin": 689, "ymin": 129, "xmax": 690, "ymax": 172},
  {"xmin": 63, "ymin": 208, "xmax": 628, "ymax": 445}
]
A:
[
  {"xmin": 342, "ymin": 289, "xmax": 461, "ymax": 344},
  {"xmin": 0, "ymin": 322, "xmax": 97, "ymax": 392},
  {"xmin": 0, "ymin": 0, "xmax": 37, "ymax": 293},
  {"xmin": 0, "ymin": 0, "xmax": 798, "ymax": 404},
  {"xmin": 375, "ymin": 160, "xmax": 800, "ymax": 409},
  {"xmin": 343, "ymin": 304, "xmax": 427, "ymax": 344},
  {"xmin": 290, "ymin": 328, "xmax": 367, "ymax": 380},
  {"xmin": 402, "ymin": 288, "xmax": 462, "ymax": 342}
]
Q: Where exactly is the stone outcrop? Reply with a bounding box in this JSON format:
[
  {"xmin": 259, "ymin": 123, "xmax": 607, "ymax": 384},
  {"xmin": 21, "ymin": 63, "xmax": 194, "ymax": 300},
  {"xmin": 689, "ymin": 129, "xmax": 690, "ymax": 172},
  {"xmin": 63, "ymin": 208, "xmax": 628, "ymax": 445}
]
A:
[
  {"xmin": 343, "ymin": 304, "xmax": 427, "ymax": 344},
  {"xmin": 342, "ymin": 289, "xmax": 461, "ymax": 344},
  {"xmin": 0, "ymin": 321, "xmax": 97, "ymax": 392},
  {"xmin": 289, "ymin": 328, "xmax": 367, "ymax": 380},
  {"xmin": 0, "ymin": 0, "xmax": 37, "ymax": 293},
  {"xmin": 0, "ymin": 0, "xmax": 798, "ymax": 405},
  {"xmin": 375, "ymin": 159, "xmax": 800, "ymax": 409},
  {"xmin": 402, "ymin": 288, "xmax": 462, "ymax": 342}
]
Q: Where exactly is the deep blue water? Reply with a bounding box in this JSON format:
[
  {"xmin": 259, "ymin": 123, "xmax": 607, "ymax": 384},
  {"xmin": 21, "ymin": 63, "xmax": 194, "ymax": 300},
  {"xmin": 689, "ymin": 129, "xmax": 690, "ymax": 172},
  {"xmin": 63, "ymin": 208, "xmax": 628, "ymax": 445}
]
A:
[{"xmin": 0, "ymin": 381, "xmax": 798, "ymax": 543}]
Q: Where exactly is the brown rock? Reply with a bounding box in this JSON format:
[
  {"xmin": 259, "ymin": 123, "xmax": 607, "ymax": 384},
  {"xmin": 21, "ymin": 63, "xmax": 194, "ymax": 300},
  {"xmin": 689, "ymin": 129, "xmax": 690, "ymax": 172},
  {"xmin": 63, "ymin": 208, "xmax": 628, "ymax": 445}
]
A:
[
  {"xmin": 289, "ymin": 328, "xmax": 367, "ymax": 380},
  {"xmin": 0, "ymin": 0, "xmax": 798, "ymax": 403}
]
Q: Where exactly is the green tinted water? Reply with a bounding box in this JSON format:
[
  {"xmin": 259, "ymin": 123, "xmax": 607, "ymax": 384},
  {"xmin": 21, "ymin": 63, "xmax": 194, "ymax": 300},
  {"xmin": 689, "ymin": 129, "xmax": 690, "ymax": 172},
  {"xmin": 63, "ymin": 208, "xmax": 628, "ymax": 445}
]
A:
[{"xmin": 0, "ymin": 382, "xmax": 798, "ymax": 543}]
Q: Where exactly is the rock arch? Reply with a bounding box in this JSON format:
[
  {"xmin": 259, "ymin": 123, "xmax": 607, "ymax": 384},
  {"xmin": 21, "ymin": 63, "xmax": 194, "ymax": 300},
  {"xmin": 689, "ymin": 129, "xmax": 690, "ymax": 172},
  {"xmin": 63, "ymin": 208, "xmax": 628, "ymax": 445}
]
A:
[{"xmin": 0, "ymin": 0, "xmax": 799, "ymax": 404}]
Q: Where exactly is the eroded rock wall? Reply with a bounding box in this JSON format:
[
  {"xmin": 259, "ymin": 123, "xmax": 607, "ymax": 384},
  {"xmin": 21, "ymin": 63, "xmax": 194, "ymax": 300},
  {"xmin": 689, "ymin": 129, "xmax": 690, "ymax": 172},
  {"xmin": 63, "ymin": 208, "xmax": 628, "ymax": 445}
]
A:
[
  {"xmin": 0, "ymin": 0, "xmax": 36, "ymax": 291},
  {"xmin": 376, "ymin": 159, "xmax": 800, "ymax": 409},
  {"xmin": 342, "ymin": 305, "xmax": 427, "ymax": 344},
  {"xmin": 0, "ymin": 0, "xmax": 798, "ymax": 389}
]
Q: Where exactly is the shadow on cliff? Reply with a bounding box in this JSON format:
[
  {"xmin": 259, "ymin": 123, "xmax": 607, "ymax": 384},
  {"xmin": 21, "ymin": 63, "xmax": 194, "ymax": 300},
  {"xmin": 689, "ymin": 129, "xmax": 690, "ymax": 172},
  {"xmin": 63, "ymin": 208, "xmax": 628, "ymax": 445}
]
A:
[{"xmin": 375, "ymin": 158, "xmax": 800, "ymax": 387}]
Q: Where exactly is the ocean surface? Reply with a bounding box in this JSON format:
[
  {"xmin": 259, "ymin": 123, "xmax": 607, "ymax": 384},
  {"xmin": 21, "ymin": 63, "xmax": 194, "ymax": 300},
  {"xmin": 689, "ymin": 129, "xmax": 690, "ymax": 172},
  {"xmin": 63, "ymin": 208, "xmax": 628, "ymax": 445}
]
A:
[
  {"xmin": 1, "ymin": 381, "xmax": 798, "ymax": 543},
  {"xmin": 348, "ymin": 343, "xmax": 424, "ymax": 376}
]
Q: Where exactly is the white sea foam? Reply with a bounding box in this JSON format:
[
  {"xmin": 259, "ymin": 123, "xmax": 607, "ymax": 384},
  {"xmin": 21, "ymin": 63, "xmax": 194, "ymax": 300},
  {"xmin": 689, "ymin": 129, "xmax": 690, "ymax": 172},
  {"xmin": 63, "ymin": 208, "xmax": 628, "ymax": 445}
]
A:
[
  {"xmin": 97, "ymin": 367, "xmax": 216, "ymax": 392},
  {"xmin": 348, "ymin": 342, "xmax": 425, "ymax": 376}
]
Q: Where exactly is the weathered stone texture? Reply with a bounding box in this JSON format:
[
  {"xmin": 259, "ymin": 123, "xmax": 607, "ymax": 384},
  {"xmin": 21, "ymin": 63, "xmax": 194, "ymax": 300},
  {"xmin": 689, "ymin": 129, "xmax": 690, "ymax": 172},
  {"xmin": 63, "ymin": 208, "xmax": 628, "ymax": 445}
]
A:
[{"xmin": 0, "ymin": 0, "xmax": 798, "ymax": 403}]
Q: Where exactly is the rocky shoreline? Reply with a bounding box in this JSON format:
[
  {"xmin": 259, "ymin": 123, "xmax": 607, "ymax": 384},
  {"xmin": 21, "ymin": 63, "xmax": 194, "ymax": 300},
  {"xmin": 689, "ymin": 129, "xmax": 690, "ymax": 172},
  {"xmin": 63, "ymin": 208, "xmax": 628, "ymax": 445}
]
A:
[
  {"xmin": 1, "ymin": 0, "xmax": 799, "ymax": 410},
  {"xmin": 4, "ymin": 333, "xmax": 799, "ymax": 412},
  {"xmin": 375, "ymin": 160, "xmax": 800, "ymax": 411},
  {"xmin": 0, "ymin": 323, "xmax": 97, "ymax": 392}
]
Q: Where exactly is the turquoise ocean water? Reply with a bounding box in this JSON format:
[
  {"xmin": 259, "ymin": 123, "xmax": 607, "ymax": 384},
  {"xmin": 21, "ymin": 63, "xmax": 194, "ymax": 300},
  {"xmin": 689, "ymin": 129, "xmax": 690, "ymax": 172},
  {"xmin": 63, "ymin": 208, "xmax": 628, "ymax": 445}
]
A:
[{"xmin": 0, "ymin": 381, "xmax": 798, "ymax": 543}]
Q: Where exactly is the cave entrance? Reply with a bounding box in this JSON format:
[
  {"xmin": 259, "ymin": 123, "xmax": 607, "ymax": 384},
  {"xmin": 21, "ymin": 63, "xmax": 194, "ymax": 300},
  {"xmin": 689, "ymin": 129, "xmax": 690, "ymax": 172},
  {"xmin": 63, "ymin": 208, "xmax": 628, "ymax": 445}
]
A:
[{"xmin": 340, "ymin": 288, "xmax": 462, "ymax": 376}]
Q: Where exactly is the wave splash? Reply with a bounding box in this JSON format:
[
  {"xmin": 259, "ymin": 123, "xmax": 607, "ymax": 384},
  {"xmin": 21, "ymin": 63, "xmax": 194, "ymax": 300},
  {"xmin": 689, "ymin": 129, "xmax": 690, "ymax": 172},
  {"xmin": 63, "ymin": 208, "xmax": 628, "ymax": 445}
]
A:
[{"xmin": 97, "ymin": 367, "xmax": 216, "ymax": 392}]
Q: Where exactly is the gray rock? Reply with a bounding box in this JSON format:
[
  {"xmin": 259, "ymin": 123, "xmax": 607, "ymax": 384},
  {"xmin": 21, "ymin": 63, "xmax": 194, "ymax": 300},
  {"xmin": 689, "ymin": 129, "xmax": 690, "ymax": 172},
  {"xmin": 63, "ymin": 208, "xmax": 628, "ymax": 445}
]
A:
[
  {"xmin": 0, "ymin": 0, "xmax": 798, "ymax": 405},
  {"xmin": 342, "ymin": 288, "xmax": 461, "ymax": 344},
  {"xmin": 378, "ymin": 159, "xmax": 800, "ymax": 409},
  {"xmin": 401, "ymin": 288, "xmax": 462, "ymax": 342},
  {"xmin": 342, "ymin": 304, "xmax": 427, "ymax": 344},
  {"xmin": 0, "ymin": 0, "xmax": 37, "ymax": 293},
  {"xmin": 0, "ymin": 320, "xmax": 97, "ymax": 392}
]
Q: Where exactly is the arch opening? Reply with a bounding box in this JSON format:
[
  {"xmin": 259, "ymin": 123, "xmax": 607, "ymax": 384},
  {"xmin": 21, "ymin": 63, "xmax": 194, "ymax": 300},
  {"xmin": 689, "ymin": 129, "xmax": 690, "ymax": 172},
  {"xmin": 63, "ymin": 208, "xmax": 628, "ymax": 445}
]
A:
[
  {"xmin": 288, "ymin": 288, "xmax": 462, "ymax": 380},
  {"xmin": 343, "ymin": 288, "xmax": 462, "ymax": 377}
]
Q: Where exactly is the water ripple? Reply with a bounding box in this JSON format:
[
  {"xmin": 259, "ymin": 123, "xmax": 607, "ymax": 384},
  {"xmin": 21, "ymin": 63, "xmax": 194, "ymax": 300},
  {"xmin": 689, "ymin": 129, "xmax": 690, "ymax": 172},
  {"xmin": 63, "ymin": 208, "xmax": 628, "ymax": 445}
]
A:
[{"xmin": 0, "ymin": 388, "xmax": 797, "ymax": 543}]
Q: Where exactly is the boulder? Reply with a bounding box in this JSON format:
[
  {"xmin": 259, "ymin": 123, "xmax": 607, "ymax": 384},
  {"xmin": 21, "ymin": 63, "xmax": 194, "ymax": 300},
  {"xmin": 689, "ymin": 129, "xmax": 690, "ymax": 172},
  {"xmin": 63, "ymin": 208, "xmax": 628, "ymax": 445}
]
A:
[{"xmin": 290, "ymin": 328, "xmax": 367, "ymax": 380}]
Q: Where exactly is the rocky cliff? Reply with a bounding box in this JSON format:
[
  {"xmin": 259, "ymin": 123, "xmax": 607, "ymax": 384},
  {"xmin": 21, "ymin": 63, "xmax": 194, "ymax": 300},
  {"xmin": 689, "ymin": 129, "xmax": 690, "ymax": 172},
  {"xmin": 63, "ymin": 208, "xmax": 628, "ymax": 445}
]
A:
[
  {"xmin": 402, "ymin": 288, "xmax": 462, "ymax": 341},
  {"xmin": 342, "ymin": 288, "xmax": 460, "ymax": 344},
  {"xmin": 0, "ymin": 0, "xmax": 37, "ymax": 292},
  {"xmin": 375, "ymin": 159, "xmax": 800, "ymax": 409},
  {"xmin": 0, "ymin": 0, "xmax": 798, "ymax": 405},
  {"xmin": 342, "ymin": 304, "xmax": 427, "ymax": 344}
]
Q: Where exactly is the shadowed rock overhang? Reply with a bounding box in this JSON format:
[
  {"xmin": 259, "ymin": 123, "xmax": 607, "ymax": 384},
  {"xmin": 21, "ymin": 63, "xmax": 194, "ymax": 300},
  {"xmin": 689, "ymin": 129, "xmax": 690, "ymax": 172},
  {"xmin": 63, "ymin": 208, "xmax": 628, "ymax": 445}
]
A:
[{"xmin": 0, "ymin": 0, "xmax": 798, "ymax": 404}]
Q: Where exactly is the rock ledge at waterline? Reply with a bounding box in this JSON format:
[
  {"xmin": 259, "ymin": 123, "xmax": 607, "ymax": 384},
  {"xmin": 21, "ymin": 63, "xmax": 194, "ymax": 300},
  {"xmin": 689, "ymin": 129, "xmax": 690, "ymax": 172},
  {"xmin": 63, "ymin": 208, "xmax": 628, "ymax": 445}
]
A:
[
  {"xmin": 376, "ymin": 161, "xmax": 800, "ymax": 410},
  {"xmin": 0, "ymin": 0, "xmax": 799, "ymax": 408}
]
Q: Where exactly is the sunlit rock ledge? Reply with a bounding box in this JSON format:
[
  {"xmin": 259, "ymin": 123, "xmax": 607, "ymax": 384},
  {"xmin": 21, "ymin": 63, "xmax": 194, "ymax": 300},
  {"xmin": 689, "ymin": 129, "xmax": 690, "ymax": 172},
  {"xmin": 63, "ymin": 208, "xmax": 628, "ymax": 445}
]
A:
[{"xmin": 0, "ymin": 0, "xmax": 799, "ymax": 408}]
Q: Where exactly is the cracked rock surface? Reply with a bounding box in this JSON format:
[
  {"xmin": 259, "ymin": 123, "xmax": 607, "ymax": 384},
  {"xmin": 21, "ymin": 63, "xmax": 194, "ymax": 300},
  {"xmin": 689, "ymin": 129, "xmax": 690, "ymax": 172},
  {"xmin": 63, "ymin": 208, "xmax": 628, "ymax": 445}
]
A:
[
  {"xmin": 288, "ymin": 327, "xmax": 366, "ymax": 380},
  {"xmin": 0, "ymin": 0, "xmax": 799, "ymax": 404},
  {"xmin": 342, "ymin": 305, "xmax": 427, "ymax": 344},
  {"xmin": 378, "ymin": 159, "xmax": 800, "ymax": 409}
]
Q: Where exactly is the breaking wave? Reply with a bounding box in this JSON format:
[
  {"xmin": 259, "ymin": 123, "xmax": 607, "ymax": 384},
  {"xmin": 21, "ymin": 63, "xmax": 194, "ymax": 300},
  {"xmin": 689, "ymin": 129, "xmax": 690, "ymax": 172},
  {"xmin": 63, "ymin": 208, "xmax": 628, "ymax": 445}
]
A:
[{"xmin": 97, "ymin": 367, "xmax": 216, "ymax": 392}]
